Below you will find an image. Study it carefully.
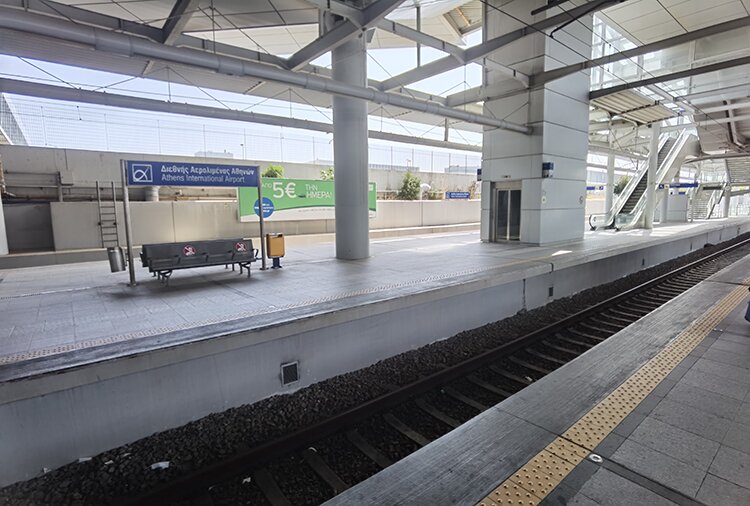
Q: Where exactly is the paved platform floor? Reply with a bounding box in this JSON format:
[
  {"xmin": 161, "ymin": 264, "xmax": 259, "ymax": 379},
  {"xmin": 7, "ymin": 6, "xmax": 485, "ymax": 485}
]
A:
[
  {"xmin": 326, "ymin": 248, "xmax": 750, "ymax": 506},
  {"xmin": 549, "ymin": 285, "xmax": 750, "ymax": 506},
  {"xmin": 0, "ymin": 219, "xmax": 745, "ymax": 376}
]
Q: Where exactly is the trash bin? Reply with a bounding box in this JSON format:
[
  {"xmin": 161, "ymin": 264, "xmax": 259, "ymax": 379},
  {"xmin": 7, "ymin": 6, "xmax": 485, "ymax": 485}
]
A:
[
  {"xmin": 266, "ymin": 234, "xmax": 285, "ymax": 269},
  {"xmin": 266, "ymin": 234, "xmax": 285, "ymax": 258},
  {"xmin": 107, "ymin": 246, "xmax": 126, "ymax": 273}
]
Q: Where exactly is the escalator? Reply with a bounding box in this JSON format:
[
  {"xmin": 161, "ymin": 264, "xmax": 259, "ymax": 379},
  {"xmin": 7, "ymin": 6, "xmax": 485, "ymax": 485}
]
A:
[{"xmin": 589, "ymin": 131, "xmax": 694, "ymax": 230}]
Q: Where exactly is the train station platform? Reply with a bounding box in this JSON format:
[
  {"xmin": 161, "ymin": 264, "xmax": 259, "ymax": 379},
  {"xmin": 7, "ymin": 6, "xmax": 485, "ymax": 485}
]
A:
[
  {"xmin": 0, "ymin": 218, "xmax": 749, "ymax": 486},
  {"xmin": 327, "ymin": 241, "xmax": 750, "ymax": 505}
]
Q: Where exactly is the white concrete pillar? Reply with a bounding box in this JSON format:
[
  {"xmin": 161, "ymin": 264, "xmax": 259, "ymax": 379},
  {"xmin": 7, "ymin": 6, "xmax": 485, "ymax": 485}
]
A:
[
  {"xmin": 644, "ymin": 123, "xmax": 661, "ymax": 229},
  {"xmin": 605, "ymin": 150, "xmax": 615, "ymax": 215},
  {"xmin": 0, "ymin": 191, "xmax": 7, "ymax": 255},
  {"xmin": 723, "ymin": 187, "xmax": 731, "ymax": 217},
  {"xmin": 481, "ymin": 0, "xmax": 592, "ymax": 245},
  {"xmin": 660, "ymin": 189, "xmax": 669, "ymax": 223},
  {"xmin": 332, "ymin": 32, "xmax": 369, "ymax": 259}
]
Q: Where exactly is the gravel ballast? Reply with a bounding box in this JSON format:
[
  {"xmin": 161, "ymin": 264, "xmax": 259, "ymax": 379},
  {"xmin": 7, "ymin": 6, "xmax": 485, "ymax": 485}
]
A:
[{"xmin": 1, "ymin": 234, "xmax": 748, "ymax": 506}]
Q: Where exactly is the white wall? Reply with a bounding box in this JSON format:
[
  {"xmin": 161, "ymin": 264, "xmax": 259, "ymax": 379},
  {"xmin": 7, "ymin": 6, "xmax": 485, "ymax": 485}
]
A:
[
  {"xmin": 0, "ymin": 145, "xmax": 477, "ymax": 196},
  {"xmin": 50, "ymin": 200, "xmax": 480, "ymax": 250}
]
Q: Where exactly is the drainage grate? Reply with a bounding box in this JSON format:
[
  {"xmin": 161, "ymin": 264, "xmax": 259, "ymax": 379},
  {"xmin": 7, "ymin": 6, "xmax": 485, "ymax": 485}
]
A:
[{"xmin": 281, "ymin": 361, "xmax": 299, "ymax": 386}]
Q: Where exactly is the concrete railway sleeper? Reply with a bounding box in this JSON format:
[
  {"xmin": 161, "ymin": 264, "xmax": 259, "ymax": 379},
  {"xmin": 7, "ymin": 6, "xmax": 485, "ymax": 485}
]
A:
[{"xmin": 110, "ymin": 235, "xmax": 750, "ymax": 506}]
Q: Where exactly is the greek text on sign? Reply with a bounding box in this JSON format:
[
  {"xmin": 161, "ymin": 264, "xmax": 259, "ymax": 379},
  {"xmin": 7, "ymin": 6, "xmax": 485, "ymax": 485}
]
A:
[{"xmin": 126, "ymin": 160, "xmax": 258, "ymax": 188}]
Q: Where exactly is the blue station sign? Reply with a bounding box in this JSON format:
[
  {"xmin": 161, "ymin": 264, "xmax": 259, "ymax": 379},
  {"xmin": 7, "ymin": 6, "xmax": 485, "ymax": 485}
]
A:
[
  {"xmin": 446, "ymin": 191, "xmax": 471, "ymax": 199},
  {"xmin": 659, "ymin": 182, "xmax": 699, "ymax": 190},
  {"xmin": 126, "ymin": 160, "xmax": 259, "ymax": 187}
]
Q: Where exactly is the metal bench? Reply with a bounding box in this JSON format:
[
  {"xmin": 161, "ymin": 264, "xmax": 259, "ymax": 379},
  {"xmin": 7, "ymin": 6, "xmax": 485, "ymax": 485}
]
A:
[{"xmin": 139, "ymin": 239, "xmax": 259, "ymax": 285}]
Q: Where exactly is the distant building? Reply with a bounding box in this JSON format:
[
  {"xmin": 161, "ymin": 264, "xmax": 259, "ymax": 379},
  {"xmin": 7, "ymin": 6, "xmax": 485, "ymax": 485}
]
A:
[
  {"xmin": 312, "ymin": 159, "xmax": 418, "ymax": 172},
  {"xmin": 194, "ymin": 150, "xmax": 234, "ymax": 159},
  {"xmin": 445, "ymin": 165, "xmax": 480, "ymax": 175}
]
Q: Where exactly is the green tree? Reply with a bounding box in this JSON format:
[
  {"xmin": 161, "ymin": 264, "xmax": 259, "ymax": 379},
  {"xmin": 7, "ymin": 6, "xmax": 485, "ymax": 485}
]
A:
[
  {"xmin": 397, "ymin": 171, "xmax": 421, "ymax": 200},
  {"xmin": 613, "ymin": 176, "xmax": 631, "ymax": 195},
  {"xmin": 262, "ymin": 164, "xmax": 284, "ymax": 178},
  {"xmin": 320, "ymin": 167, "xmax": 334, "ymax": 180}
]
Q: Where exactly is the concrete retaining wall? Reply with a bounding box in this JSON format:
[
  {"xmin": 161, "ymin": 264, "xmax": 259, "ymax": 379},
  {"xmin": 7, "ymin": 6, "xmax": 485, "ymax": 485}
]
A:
[
  {"xmin": 48, "ymin": 200, "xmax": 480, "ymax": 251},
  {"xmin": 1, "ymin": 220, "xmax": 748, "ymax": 486}
]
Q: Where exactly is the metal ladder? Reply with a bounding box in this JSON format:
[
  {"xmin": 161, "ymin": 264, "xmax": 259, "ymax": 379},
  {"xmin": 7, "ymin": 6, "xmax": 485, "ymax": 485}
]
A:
[{"xmin": 96, "ymin": 181, "xmax": 121, "ymax": 248}]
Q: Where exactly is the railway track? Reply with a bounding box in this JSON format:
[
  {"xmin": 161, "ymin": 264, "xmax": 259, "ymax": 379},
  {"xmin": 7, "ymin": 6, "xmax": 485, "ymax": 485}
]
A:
[{"xmin": 126, "ymin": 238, "xmax": 750, "ymax": 506}]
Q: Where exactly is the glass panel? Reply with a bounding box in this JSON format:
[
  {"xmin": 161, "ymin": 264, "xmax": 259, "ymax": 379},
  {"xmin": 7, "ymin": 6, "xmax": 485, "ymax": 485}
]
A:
[
  {"xmin": 509, "ymin": 190, "xmax": 521, "ymax": 241},
  {"xmin": 495, "ymin": 189, "xmax": 509, "ymax": 241}
]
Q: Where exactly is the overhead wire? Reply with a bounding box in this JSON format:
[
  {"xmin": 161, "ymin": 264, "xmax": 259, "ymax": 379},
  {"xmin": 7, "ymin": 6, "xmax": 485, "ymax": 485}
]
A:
[{"xmin": 16, "ymin": 57, "xmax": 76, "ymax": 89}]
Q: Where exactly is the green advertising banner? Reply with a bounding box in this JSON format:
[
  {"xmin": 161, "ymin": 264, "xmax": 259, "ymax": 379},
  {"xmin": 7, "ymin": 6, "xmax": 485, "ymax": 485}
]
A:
[{"xmin": 238, "ymin": 178, "xmax": 376, "ymax": 222}]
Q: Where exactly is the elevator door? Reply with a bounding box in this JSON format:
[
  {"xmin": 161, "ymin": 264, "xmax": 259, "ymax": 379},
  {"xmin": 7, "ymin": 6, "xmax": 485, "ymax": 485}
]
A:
[{"xmin": 493, "ymin": 188, "xmax": 521, "ymax": 241}]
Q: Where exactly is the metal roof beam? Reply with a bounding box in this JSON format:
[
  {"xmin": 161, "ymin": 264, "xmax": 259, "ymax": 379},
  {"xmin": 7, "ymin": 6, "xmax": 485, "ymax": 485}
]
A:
[
  {"xmin": 287, "ymin": 0, "xmax": 402, "ymax": 70},
  {"xmin": 2, "ymin": 0, "xmax": 289, "ymax": 71},
  {"xmin": 174, "ymin": 35, "xmax": 288, "ymax": 68},
  {"xmin": 679, "ymin": 83, "xmax": 750, "ymax": 103},
  {"xmin": 0, "ymin": 0, "xmax": 162, "ymax": 41},
  {"xmin": 725, "ymin": 100, "xmax": 746, "ymax": 148},
  {"xmin": 0, "ymin": 8, "xmax": 531, "ymax": 133},
  {"xmin": 590, "ymin": 55, "xmax": 750, "ymax": 100},
  {"xmin": 380, "ymin": 0, "xmax": 624, "ymax": 91},
  {"xmin": 445, "ymin": 85, "xmax": 484, "ymax": 107},
  {"xmin": 286, "ymin": 18, "xmax": 360, "ymax": 70},
  {"xmin": 303, "ymin": 0, "xmax": 364, "ymax": 27},
  {"xmin": 700, "ymin": 101, "xmax": 750, "ymax": 114},
  {"xmin": 445, "ymin": 81, "xmax": 527, "ymax": 107},
  {"xmin": 143, "ymin": 0, "xmax": 202, "ymax": 76},
  {"xmin": 0, "ymin": 77, "xmax": 481, "ymax": 152},
  {"xmin": 162, "ymin": 0, "xmax": 201, "ymax": 45},
  {"xmin": 374, "ymin": 19, "xmax": 465, "ymax": 62},
  {"xmin": 532, "ymin": 16, "xmax": 750, "ymax": 87}
]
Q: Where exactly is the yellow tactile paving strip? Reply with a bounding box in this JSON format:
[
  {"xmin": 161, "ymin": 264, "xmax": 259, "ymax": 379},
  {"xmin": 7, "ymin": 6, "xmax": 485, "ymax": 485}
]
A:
[{"xmin": 478, "ymin": 281, "xmax": 750, "ymax": 506}]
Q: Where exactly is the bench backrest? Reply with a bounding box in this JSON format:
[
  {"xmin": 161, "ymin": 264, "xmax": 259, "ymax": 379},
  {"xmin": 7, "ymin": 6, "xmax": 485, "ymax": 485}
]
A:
[{"xmin": 141, "ymin": 239, "xmax": 254, "ymax": 269}]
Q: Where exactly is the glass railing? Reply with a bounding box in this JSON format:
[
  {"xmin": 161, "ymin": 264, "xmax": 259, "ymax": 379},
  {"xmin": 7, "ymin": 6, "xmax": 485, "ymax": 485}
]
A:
[{"xmin": 588, "ymin": 130, "xmax": 691, "ymax": 230}]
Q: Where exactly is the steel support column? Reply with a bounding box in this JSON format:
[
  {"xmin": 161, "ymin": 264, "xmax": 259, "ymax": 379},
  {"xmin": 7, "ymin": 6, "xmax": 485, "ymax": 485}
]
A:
[
  {"xmin": 0, "ymin": 191, "xmax": 8, "ymax": 255},
  {"xmin": 332, "ymin": 32, "xmax": 369, "ymax": 260},
  {"xmin": 605, "ymin": 149, "xmax": 615, "ymax": 215},
  {"xmin": 723, "ymin": 187, "xmax": 731, "ymax": 217},
  {"xmin": 644, "ymin": 123, "xmax": 661, "ymax": 229}
]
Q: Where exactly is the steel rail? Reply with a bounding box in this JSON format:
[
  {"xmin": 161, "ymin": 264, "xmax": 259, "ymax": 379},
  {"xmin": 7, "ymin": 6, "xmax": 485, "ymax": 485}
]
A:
[{"xmin": 123, "ymin": 236, "xmax": 750, "ymax": 505}]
